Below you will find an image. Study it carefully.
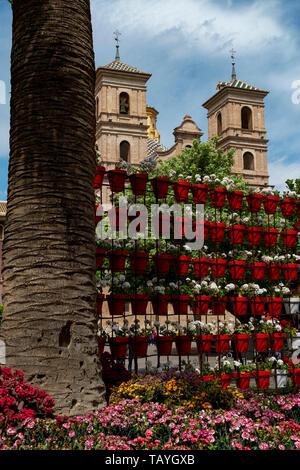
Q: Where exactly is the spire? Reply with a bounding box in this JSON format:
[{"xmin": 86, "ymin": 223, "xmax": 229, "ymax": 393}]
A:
[
  {"xmin": 114, "ymin": 29, "xmax": 121, "ymax": 61},
  {"xmin": 230, "ymin": 48, "xmax": 236, "ymax": 80}
]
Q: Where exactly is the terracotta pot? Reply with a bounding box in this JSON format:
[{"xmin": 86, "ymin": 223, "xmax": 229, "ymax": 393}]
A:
[
  {"xmin": 151, "ymin": 177, "xmax": 170, "ymax": 199},
  {"xmin": 191, "ymin": 184, "xmax": 208, "ymax": 204},
  {"xmin": 231, "ymin": 297, "xmax": 248, "ymax": 316},
  {"xmin": 289, "ymin": 368, "xmax": 300, "ymax": 387},
  {"xmin": 94, "ymin": 165, "xmax": 106, "ymax": 189},
  {"xmin": 194, "ymin": 295, "xmax": 211, "ymax": 315},
  {"xmin": 209, "ymin": 222, "xmax": 226, "ymax": 243},
  {"xmin": 227, "ymin": 190, "xmax": 244, "ymax": 211},
  {"xmin": 250, "ymin": 297, "xmax": 266, "ymax": 316},
  {"xmin": 97, "ymin": 337, "xmax": 106, "ymax": 356},
  {"xmin": 174, "ymin": 255, "xmax": 191, "ymax": 277},
  {"xmin": 175, "ymin": 335, "xmax": 192, "ymax": 355},
  {"xmin": 264, "ymin": 228, "xmax": 279, "ymax": 247},
  {"xmin": 263, "ymin": 195, "xmax": 279, "ymax": 215},
  {"xmin": 253, "ymin": 370, "xmax": 271, "ymax": 390},
  {"xmin": 195, "ymin": 334, "xmax": 213, "ymax": 354},
  {"xmin": 97, "ymin": 293, "xmax": 105, "ymax": 316},
  {"xmin": 107, "ymin": 294, "xmax": 127, "ymax": 316},
  {"xmin": 130, "ymin": 252, "xmax": 149, "ymax": 275},
  {"xmin": 109, "ymin": 337, "xmax": 129, "ymax": 359},
  {"xmin": 108, "ymin": 207, "xmax": 127, "ymax": 232},
  {"xmin": 193, "ymin": 257, "xmax": 211, "ymax": 278},
  {"xmin": 130, "ymin": 294, "xmax": 150, "ymax": 316},
  {"xmin": 130, "ymin": 336, "xmax": 149, "ymax": 358},
  {"xmin": 267, "ymin": 297, "xmax": 283, "ymax": 317},
  {"xmin": 246, "ymin": 193, "xmax": 263, "ymax": 213},
  {"xmin": 107, "ymin": 169, "xmax": 127, "ymax": 193},
  {"xmin": 270, "ymin": 332, "xmax": 285, "ymax": 351},
  {"xmin": 227, "ymin": 225, "xmax": 245, "ymax": 245},
  {"xmin": 171, "ymin": 295, "xmax": 190, "ymax": 316},
  {"xmin": 172, "ymin": 181, "xmax": 190, "ymax": 202},
  {"xmin": 282, "ymin": 263, "xmax": 299, "ymax": 281},
  {"xmin": 211, "ymin": 259, "xmax": 227, "ymax": 278},
  {"xmin": 151, "ymin": 295, "xmax": 170, "ymax": 316},
  {"xmin": 96, "ymin": 248, "xmax": 106, "ymax": 270},
  {"xmin": 210, "ymin": 187, "xmax": 227, "ymax": 208},
  {"xmin": 247, "ymin": 226, "xmax": 263, "ymax": 246},
  {"xmin": 229, "ymin": 260, "xmax": 247, "ymax": 280},
  {"xmin": 156, "ymin": 336, "xmax": 173, "ymax": 356},
  {"xmin": 152, "ymin": 254, "xmax": 173, "ymax": 275},
  {"xmin": 253, "ymin": 333, "xmax": 269, "ymax": 352},
  {"xmin": 211, "ymin": 297, "xmax": 228, "ymax": 316},
  {"xmin": 108, "ymin": 250, "xmax": 128, "ymax": 272},
  {"xmin": 129, "ymin": 173, "xmax": 148, "ymax": 195},
  {"xmin": 280, "ymin": 198, "xmax": 296, "ymax": 218},
  {"xmin": 281, "ymin": 230, "xmax": 298, "ymax": 248},
  {"xmin": 233, "ymin": 371, "xmax": 252, "ymax": 390},
  {"xmin": 267, "ymin": 263, "xmax": 281, "ymax": 281},
  {"xmin": 249, "ymin": 262, "xmax": 267, "ymax": 280},
  {"xmin": 234, "ymin": 334, "xmax": 250, "ymax": 353},
  {"xmin": 215, "ymin": 334, "xmax": 231, "ymax": 354}
]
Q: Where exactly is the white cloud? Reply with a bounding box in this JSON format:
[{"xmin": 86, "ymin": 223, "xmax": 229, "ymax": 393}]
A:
[{"xmin": 268, "ymin": 156, "xmax": 300, "ymax": 192}]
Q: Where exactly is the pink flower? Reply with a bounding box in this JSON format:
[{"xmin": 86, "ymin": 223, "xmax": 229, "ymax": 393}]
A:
[{"xmin": 259, "ymin": 442, "xmax": 269, "ymax": 450}]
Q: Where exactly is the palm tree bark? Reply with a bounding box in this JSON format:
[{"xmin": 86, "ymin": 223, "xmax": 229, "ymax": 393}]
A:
[{"xmin": 2, "ymin": 0, "xmax": 105, "ymax": 415}]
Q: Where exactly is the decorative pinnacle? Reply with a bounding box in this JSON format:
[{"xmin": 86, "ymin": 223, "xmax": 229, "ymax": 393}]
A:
[
  {"xmin": 230, "ymin": 48, "xmax": 236, "ymax": 80},
  {"xmin": 114, "ymin": 30, "xmax": 121, "ymax": 61}
]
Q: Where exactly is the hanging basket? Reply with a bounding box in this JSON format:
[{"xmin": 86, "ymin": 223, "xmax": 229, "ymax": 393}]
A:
[
  {"xmin": 152, "ymin": 254, "xmax": 173, "ymax": 275},
  {"xmin": 211, "ymin": 296, "xmax": 228, "ymax": 315},
  {"xmin": 97, "ymin": 337, "xmax": 106, "ymax": 356},
  {"xmin": 211, "ymin": 259, "xmax": 227, "ymax": 279},
  {"xmin": 174, "ymin": 255, "xmax": 191, "ymax": 277},
  {"xmin": 156, "ymin": 336, "xmax": 173, "ymax": 356},
  {"xmin": 246, "ymin": 193, "xmax": 263, "ymax": 213},
  {"xmin": 264, "ymin": 228, "xmax": 279, "ymax": 247},
  {"xmin": 94, "ymin": 166, "xmax": 106, "ymax": 189},
  {"xmin": 194, "ymin": 295, "xmax": 211, "ymax": 315},
  {"xmin": 253, "ymin": 370, "xmax": 271, "ymax": 390},
  {"xmin": 249, "ymin": 262, "xmax": 267, "ymax": 280},
  {"xmin": 130, "ymin": 294, "xmax": 150, "ymax": 316},
  {"xmin": 109, "ymin": 337, "xmax": 129, "ymax": 359},
  {"xmin": 130, "ymin": 336, "xmax": 149, "ymax": 358},
  {"xmin": 191, "ymin": 184, "xmax": 208, "ymax": 204},
  {"xmin": 253, "ymin": 333, "xmax": 269, "ymax": 352},
  {"xmin": 195, "ymin": 334, "xmax": 213, "ymax": 354},
  {"xmin": 107, "ymin": 294, "xmax": 127, "ymax": 316},
  {"xmin": 247, "ymin": 226, "xmax": 263, "ymax": 246},
  {"xmin": 193, "ymin": 257, "xmax": 211, "ymax": 278},
  {"xmin": 280, "ymin": 198, "xmax": 296, "ymax": 218},
  {"xmin": 151, "ymin": 295, "xmax": 170, "ymax": 316},
  {"xmin": 220, "ymin": 374, "xmax": 232, "ymax": 389},
  {"xmin": 108, "ymin": 207, "xmax": 127, "ymax": 232},
  {"xmin": 281, "ymin": 230, "xmax": 298, "ymax": 248},
  {"xmin": 227, "ymin": 225, "xmax": 245, "ymax": 245},
  {"xmin": 233, "ymin": 371, "xmax": 252, "ymax": 391},
  {"xmin": 175, "ymin": 335, "xmax": 192, "ymax": 355},
  {"xmin": 282, "ymin": 263, "xmax": 299, "ymax": 281},
  {"xmin": 130, "ymin": 252, "xmax": 149, "ymax": 275},
  {"xmin": 233, "ymin": 334, "xmax": 250, "ymax": 353},
  {"xmin": 96, "ymin": 248, "xmax": 106, "ymax": 270},
  {"xmin": 108, "ymin": 250, "xmax": 128, "ymax": 272},
  {"xmin": 97, "ymin": 293, "xmax": 105, "ymax": 316},
  {"xmin": 263, "ymin": 195, "xmax": 279, "ymax": 215},
  {"xmin": 270, "ymin": 332, "xmax": 285, "ymax": 351},
  {"xmin": 210, "ymin": 188, "xmax": 227, "ymax": 208},
  {"xmin": 229, "ymin": 260, "xmax": 247, "ymax": 280},
  {"xmin": 250, "ymin": 297, "xmax": 266, "ymax": 316},
  {"xmin": 209, "ymin": 222, "xmax": 226, "ymax": 243},
  {"xmin": 129, "ymin": 173, "xmax": 148, "ymax": 196},
  {"xmin": 107, "ymin": 169, "xmax": 127, "ymax": 193},
  {"xmin": 267, "ymin": 263, "xmax": 281, "ymax": 281},
  {"xmin": 171, "ymin": 295, "xmax": 190, "ymax": 316},
  {"xmin": 202, "ymin": 374, "xmax": 215, "ymax": 382},
  {"xmin": 227, "ymin": 190, "xmax": 244, "ymax": 211},
  {"xmin": 267, "ymin": 297, "xmax": 283, "ymax": 317},
  {"xmin": 231, "ymin": 297, "xmax": 248, "ymax": 316},
  {"xmin": 151, "ymin": 177, "xmax": 170, "ymax": 199},
  {"xmin": 172, "ymin": 181, "xmax": 190, "ymax": 202},
  {"xmin": 214, "ymin": 334, "xmax": 231, "ymax": 354}
]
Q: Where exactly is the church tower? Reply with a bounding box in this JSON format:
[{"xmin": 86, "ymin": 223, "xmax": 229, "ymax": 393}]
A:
[{"xmin": 202, "ymin": 53, "xmax": 269, "ymax": 187}]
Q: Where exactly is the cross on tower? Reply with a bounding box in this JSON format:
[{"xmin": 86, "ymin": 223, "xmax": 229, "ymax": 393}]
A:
[
  {"xmin": 114, "ymin": 30, "xmax": 121, "ymax": 61},
  {"xmin": 230, "ymin": 48, "xmax": 237, "ymax": 80}
]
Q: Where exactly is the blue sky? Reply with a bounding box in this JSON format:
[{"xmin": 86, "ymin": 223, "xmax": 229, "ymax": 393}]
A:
[{"xmin": 0, "ymin": 0, "xmax": 300, "ymax": 199}]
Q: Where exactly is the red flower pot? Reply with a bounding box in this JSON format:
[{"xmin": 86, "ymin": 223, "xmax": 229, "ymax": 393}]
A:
[
  {"xmin": 215, "ymin": 334, "xmax": 231, "ymax": 354},
  {"xmin": 267, "ymin": 297, "xmax": 283, "ymax": 317},
  {"xmin": 108, "ymin": 207, "xmax": 127, "ymax": 231},
  {"xmin": 152, "ymin": 254, "xmax": 173, "ymax": 275},
  {"xmin": 282, "ymin": 263, "xmax": 299, "ymax": 281},
  {"xmin": 263, "ymin": 195, "xmax": 279, "ymax": 215},
  {"xmin": 281, "ymin": 230, "xmax": 298, "ymax": 248},
  {"xmin": 173, "ymin": 181, "xmax": 190, "ymax": 202},
  {"xmin": 227, "ymin": 190, "xmax": 244, "ymax": 211},
  {"xmin": 264, "ymin": 229, "xmax": 279, "ymax": 247},
  {"xmin": 267, "ymin": 263, "xmax": 281, "ymax": 281},
  {"xmin": 130, "ymin": 336, "xmax": 149, "ymax": 358},
  {"xmin": 175, "ymin": 335, "xmax": 192, "ymax": 355},
  {"xmin": 94, "ymin": 166, "xmax": 106, "ymax": 189},
  {"xmin": 97, "ymin": 293, "xmax": 105, "ymax": 316},
  {"xmin": 297, "ymin": 202, "xmax": 300, "ymax": 218},
  {"xmin": 194, "ymin": 295, "xmax": 211, "ymax": 315},
  {"xmin": 130, "ymin": 294, "xmax": 150, "ymax": 316},
  {"xmin": 253, "ymin": 370, "xmax": 271, "ymax": 390},
  {"xmin": 171, "ymin": 295, "xmax": 190, "ymax": 316},
  {"xmin": 250, "ymin": 262, "xmax": 267, "ymax": 280},
  {"xmin": 234, "ymin": 334, "xmax": 250, "ymax": 353},
  {"xmin": 96, "ymin": 248, "xmax": 106, "ymax": 269},
  {"xmin": 231, "ymin": 297, "xmax": 248, "ymax": 316},
  {"xmin": 229, "ymin": 260, "xmax": 247, "ymax": 280},
  {"xmin": 130, "ymin": 252, "xmax": 149, "ymax": 275},
  {"xmin": 107, "ymin": 294, "xmax": 127, "ymax": 316},
  {"xmin": 107, "ymin": 169, "xmax": 127, "ymax": 193},
  {"xmin": 193, "ymin": 258, "xmax": 211, "ymax": 278},
  {"xmin": 220, "ymin": 373, "xmax": 232, "ymax": 389},
  {"xmin": 234, "ymin": 371, "xmax": 252, "ymax": 391},
  {"xmin": 202, "ymin": 375, "xmax": 215, "ymax": 382},
  {"xmin": 174, "ymin": 256, "xmax": 191, "ymax": 277},
  {"xmin": 253, "ymin": 333, "xmax": 269, "ymax": 352},
  {"xmin": 280, "ymin": 198, "xmax": 296, "ymax": 218},
  {"xmin": 209, "ymin": 222, "xmax": 226, "ymax": 243},
  {"xmin": 270, "ymin": 332, "xmax": 285, "ymax": 351},
  {"xmin": 247, "ymin": 226, "xmax": 263, "ymax": 246},
  {"xmin": 211, "ymin": 259, "xmax": 227, "ymax": 278},
  {"xmin": 151, "ymin": 295, "xmax": 170, "ymax": 316},
  {"xmin": 210, "ymin": 187, "xmax": 227, "ymax": 208},
  {"xmin": 227, "ymin": 225, "xmax": 245, "ymax": 245},
  {"xmin": 246, "ymin": 194, "xmax": 263, "ymax": 213},
  {"xmin": 191, "ymin": 184, "xmax": 208, "ymax": 204},
  {"xmin": 151, "ymin": 177, "xmax": 170, "ymax": 199},
  {"xmin": 212, "ymin": 297, "xmax": 228, "ymax": 315},
  {"xmin": 129, "ymin": 173, "xmax": 148, "ymax": 196},
  {"xmin": 289, "ymin": 368, "xmax": 300, "ymax": 387},
  {"xmin": 195, "ymin": 334, "xmax": 213, "ymax": 354},
  {"xmin": 97, "ymin": 337, "xmax": 106, "ymax": 356},
  {"xmin": 250, "ymin": 297, "xmax": 266, "ymax": 316},
  {"xmin": 108, "ymin": 250, "xmax": 128, "ymax": 272},
  {"xmin": 156, "ymin": 336, "xmax": 173, "ymax": 356},
  {"xmin": 192, "ymin": 220, "xmax": 210, "ymax": 240},
  {"xmin": 109, "ymin": 337, "xmax": 129, "ymax": 359}
]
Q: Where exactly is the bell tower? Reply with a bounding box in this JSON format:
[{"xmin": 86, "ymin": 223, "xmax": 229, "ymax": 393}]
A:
[{"xmin": 202, "ymin": 53, "xmax": 269, "ymax": 187}]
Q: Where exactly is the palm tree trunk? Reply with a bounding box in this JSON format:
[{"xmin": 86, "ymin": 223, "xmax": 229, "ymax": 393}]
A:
[{"xmin": 2, "ymin": 0, "xmax": 105, "ymax": 415}]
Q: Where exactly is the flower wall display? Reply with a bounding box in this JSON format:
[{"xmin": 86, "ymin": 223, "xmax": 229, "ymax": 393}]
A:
[{"xmin": 94, "ymin": 166, "xmax": 300, "ymax": 388}]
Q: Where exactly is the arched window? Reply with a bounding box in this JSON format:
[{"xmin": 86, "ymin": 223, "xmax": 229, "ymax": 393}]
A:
[
  {"xmin": 184, "ymin": 145, "xmax": 192, "ymax": 149},
  {"xmin": 243, "ymin": 152, "xmax": 254, "ymax": 170},
  {"xmin": 217, "ymin": 112, "xmax": 222, "ymax": 136},
  {"xmin": 120, "ymin": 141, "xmax": 130, "ymax": 162},
  {"xmin": 96, "ymin": 97, "xmax": 99, "ymax": 118},
  {"xmin": 241, "ymin": 107, "xmax": 252, "ymax": 130},
  {"xmin": 119, "ymin": 92, "xmax": 130, "ymax": 115}
]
